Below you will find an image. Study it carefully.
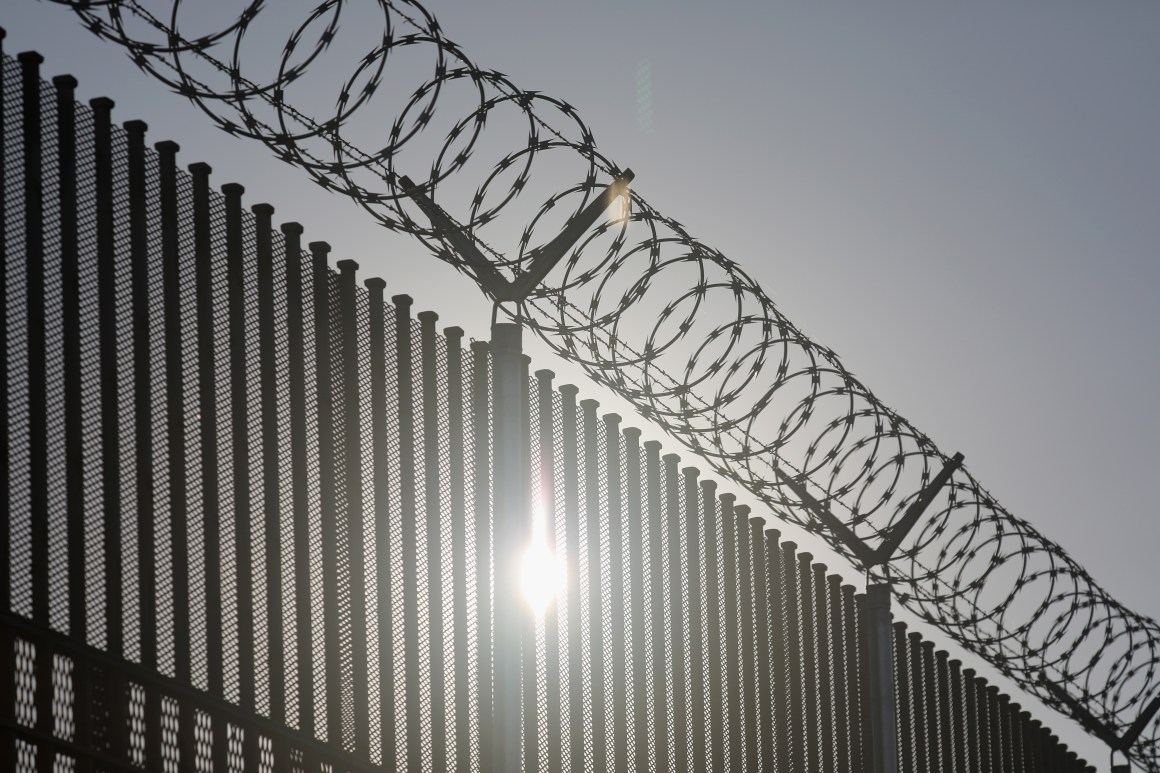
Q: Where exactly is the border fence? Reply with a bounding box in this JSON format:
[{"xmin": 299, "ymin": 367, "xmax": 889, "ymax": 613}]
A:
[{"xmin": 1, "ymin": 40, "xmax": 1095, "ymax": 772}]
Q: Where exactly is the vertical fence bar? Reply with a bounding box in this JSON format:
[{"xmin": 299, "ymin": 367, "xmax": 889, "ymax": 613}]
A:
[
  {"xmin": 338, "ymin": 261, "xmax": 371, "ymax": 759},
  {"xmin": 625, "ymin": 428, "xmax": 649, "ymax": 773},
  {"xmin": 846, "ymin": 586, "xmax": 864, "ymax": 773},
  {"xmin": 521, "ymin": 354, "xmax": 536, "ymax": 772},
  {"xmin": 1025, "ymin": 715, "xmax": 1043, "ymax": 773},
  {"xmin": 736, "ymin": 505, "xmax": 757, "ymax": 773},
  {"xmin": 157, "ymin": 139, "xmax": 194, "ymax": 773},
  {"xmin": 864, "ymin": 585, "xmax": 898, "ymax": 773},
  {"xmin": 450, "ymin": 329, "xmax": 470, "ymax": 772},
  {"xmin": 894, "ymin": 623, "xmax": 913, "ymax": 773},
  {"xmin": 311, "ymin": 242, "xmax": 343, "ymax": 752},
  {"xmin": 749, "ymin": 517, "xmax": 773, "ymax": 773},
  {"xmin": 281, "ymin": 221, "xmax": 316, "ymax": 756},
  {"xmin": 665, "ymin": 453, "xmax": 689, "ymax": 773},
  {"xmin": 223, "ymin": 182, "xmax": 259, "ymax": 769},
  {"xmin": 814, "ymin": 563, "xmax": 836, "ymax": 773},
  {"xmin": 921, "ymin": 642, "xmax": 938, "ymax": 773},
  {"xmin": 782, "ymin": 540, "xmax": 804, "ymax": 773},
  {"xmin": 829, "ymin": 575, "xmax": 850, "ymax": 773},
  {"xmin": 190, "ymin": 160, "xmax": 225, "ymax": 769},
  {"xmin": 128, "ymin": 116, "xmax": 164, "ymax": 773},
  {"xmin": 0, "ymin": 28, "xmax": 8, "ymax": 617},
  {"xmin": 537, "ymin": 369, "xmax": 563, "ymax": 773},
  {"xmin": 582, "ymin": 399, "xmax": 608, "ymax": 773},
  {"xmin": 1009, "ymin": 701, "xmax": 1025, "ymax": 773},
  {"xmin": 936, "ymin": 651, "xmax": 954, "ymax": 773},
  {"xmin": 799, "ymin": 552, "xmax": 820, "ymax": 772},
  {"xmin": 471, "ymin": 339, "xmax": 492, "ymax": 770},
  {"xmin": 253, "ymin": 203, "xmax": 286, "ymax": 764},
  {"xmin": 21, "ymin": 49, "xmax": 48, "ymax": 626},
  {"xmin": 703, "ymin": 483, "xmax": 725, "ymax": 773},
  {"xmin": 768, "ymin": 529, "xmax": 790, "ymax": 766},
  {"xmin": 684, "ymin": 468, "xmax": 706, "ymax": 773},
  {"xmin": 948, "ymin": 661, "xmax": 967, "ymax": 773},
  {"xmin": 998, "ymin": 693, "xmax": 1015, "ymax": 773},
  {"xmin": 0, "ymin": 32, "xmax": 10, "ymax": 773},
  {"xmin": 963, "ymin": 669, "xmax": 980, "ymax": 773},
  {"xmin": 908, "ymin": 631, "xmax": 928, "ymax": 773},
  {"xmin": 101, "ymin": 91, "xmax": 134, "ymax": 768},
  {"xmin": 987, "ymin": 683, "xmax": 1003, "ymax": 773},
  {"xmin": 981, "ymin": 679, "xmax": 996, "ymax": 772},
  {"xmin": 561, "ymin": 385, "xmax": 584, "ymax": 773},
  {"xmin": 21, "ymin": 48, "xmax": 54, "ymax": 773},
  {"xmin": 393, "ymin": 293, "xmax": 423, "ymax": 771},
  {"xmin": 644, "ymin": 441, "xmax": 669, "ymax": 773},
  {"xmin": 365, "ymin": 277, "xmax": 394, "ymax": 768},
  {"xmin": 55, "ymin": 72, "xmax": 85, "ymax": 645},
  {"xmin": 492, "ymin": 323, "xmax": 526, "ymax": 773},
  {"xmin": 56, "ymin": 71, "xmax": 88, "ymax": 773},
  {"xmin": 721, "ymin": 494, "xmax": 743, "ymax": 773},
  {"xmin": 607, "ymin": 415, "xmax": 628, "ymax": 773},
  {"xmin": 417, "ymin": 308, "xmax": 448, "ymax": 770}
]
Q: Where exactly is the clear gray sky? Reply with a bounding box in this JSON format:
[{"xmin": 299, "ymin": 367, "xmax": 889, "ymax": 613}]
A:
[{"xmin": 9, "ymin": 0, "xmax": 1160, "ymax": 767}]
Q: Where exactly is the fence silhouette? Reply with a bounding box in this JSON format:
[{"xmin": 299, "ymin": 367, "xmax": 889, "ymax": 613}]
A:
[{"xmin": 0, "ymin": 40, "xmax": 1095, "ymax": 772}]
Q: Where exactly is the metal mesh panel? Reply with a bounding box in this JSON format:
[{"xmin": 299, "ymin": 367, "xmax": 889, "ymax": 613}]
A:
[{"xmin": 0, "ymin": 47, "xmax": 1100, "ymax": 773}]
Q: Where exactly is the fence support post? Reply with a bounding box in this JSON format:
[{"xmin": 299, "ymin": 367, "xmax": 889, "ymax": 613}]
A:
[
  {"xmin": 492, "ymin": 321, "xmax": 526, "ymax": 772},
  {"xmin": 865, "ymin": 583, "xmax": 899, "ymax": 773}
]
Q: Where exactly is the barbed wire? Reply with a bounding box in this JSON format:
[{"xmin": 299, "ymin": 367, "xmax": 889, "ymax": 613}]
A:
[{"xmin": 50, "ymin": 0, "xmax": 1160, "ymax": 766}]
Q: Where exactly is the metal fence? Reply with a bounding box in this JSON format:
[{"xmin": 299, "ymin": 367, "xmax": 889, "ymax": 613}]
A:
[{"xmin": 1, "ymin": 41, "xmax": 1094, "ymax": 773}]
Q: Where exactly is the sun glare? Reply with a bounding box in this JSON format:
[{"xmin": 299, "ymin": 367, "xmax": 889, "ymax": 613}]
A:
[
  {"xmin": 606, "ymin": 190, "xmax": 631, "ymax": 224},
  {"xmin": 520, "ymin": 502, "xmax": 566, "ymax": 617}
]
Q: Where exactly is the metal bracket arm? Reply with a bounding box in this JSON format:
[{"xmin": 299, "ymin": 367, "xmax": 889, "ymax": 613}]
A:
[
  {"xmin": 1041, "ymin": 674, "xmax": 1160, "ymax": 754},
  {"xmin": 401, "ymin": 170, "xmax": 634, "ymax": 303},
  {"xmin": 507, "ymin": 170, "xmax": 634, "ymax": 301},
  {"xmin": 773, "ymin": 451, "xmax": 963, "ymax": 571},
  {"xmin": 399, "ymin": 175, "xmax": 513, "ymax": 300},
  {"xmin": 874, "ymin": 452, "xmax": 964, "ymax": 562}
]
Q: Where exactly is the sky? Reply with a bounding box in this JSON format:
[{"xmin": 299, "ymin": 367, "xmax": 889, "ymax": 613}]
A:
[{"xmin": 8, "ymin": 0, "xmax": 1160, "ymax": 767}]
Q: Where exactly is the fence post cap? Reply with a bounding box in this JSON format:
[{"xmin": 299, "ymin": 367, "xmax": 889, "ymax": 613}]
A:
[{"xmin": 251, "ymin": 202, "xmax": 275, "ymax": 216}]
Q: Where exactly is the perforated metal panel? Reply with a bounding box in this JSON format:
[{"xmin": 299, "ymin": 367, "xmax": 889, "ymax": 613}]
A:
[{"xmin": 0, "ymin": 47, "xmax": 1097, "ymax": 773}]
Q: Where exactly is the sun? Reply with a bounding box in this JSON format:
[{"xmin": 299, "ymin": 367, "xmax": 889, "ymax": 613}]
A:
[{"xmin": 520, "ymin": 501, "xmax": 567, "ymax": 617}]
